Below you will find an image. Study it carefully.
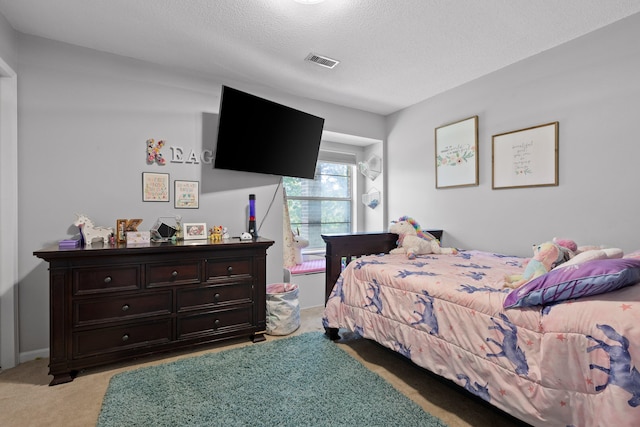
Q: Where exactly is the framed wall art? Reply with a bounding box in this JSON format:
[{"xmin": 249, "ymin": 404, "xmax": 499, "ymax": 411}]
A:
[
  {"xmin": 142, "ymin": 172, "xmax": 170, "ymax": 202},
  {"xmin": 492, "ymin": 122, "xmax": 559, "ymax": 189},
  {"xmin": 435, "ymin": 115, "xmax": 478, "ymax": 188},
  {"xmin": 183, "ymin": 222, "xmax": 207, "ymax": 240},
  {"xmin": 174, "ymin": 180, "xmax": 199, "ymax": 209}
]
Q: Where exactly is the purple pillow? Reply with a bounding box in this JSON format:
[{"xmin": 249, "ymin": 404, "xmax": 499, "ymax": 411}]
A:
[{"xmin": 504, "ymin": 258, "xmax": 640, "ymax": 308}]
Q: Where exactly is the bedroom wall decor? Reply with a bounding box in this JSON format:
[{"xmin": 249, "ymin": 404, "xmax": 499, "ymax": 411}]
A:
[
  {"xmin": 142, "ymin": 172, "xmax": 170, "ymax": 202},
  {"xmin": 492, "ymin": 121, "xmax": 559, "ymax": 189},
  {"xmin": 358, "ymin": 154, "xmax": 382, "ymax": 181},
  {"xmin": 146, "ymin": 138, "xmax": 166, "ymax": 165},
  {"xmin": 174, "ymin": 180, "xmax": 199, "ymax": 209},
  {"xmin": 362, "ymin": 188, "xmax": 381, "ymax": 209},
  {"xmin": 435, "ymin": 115, "xmax": 478, "ymax": 188}
]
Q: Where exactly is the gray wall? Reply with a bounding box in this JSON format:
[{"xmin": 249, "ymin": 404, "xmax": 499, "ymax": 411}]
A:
[
  {"xmin": 17, "ymin": 34, "xmax": 385, "ymax": 357},
  {"xmin": 386, "ymin": 13, "xmax": 640, "ymax": 257},
  {"xmin": 0, "ymin": 11, "xmax": 16, "ymax": 70}
]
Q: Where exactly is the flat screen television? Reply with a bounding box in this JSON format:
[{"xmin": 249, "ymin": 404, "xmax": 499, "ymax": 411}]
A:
[{"xmin": 214, "ymin": 86, "xmax": 325, "ymax": 180}]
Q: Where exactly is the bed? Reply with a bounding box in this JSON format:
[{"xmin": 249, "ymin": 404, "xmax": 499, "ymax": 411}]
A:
[{"xmin": 321, "ymin": 232, "xmax": 640, "ymax": 427}]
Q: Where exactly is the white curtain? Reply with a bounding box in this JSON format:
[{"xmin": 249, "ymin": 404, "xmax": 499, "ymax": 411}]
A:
[{"xmin": 282, "ymin": 187, "xmax": 297, "ymax": 268}]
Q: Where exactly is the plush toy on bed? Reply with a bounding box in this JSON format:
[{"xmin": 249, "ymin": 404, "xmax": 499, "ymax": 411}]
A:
[
  {"xmin": 389, "ymin": 216, "xmax": 457, "ymax": 259},
  {"xmin": 504, "ymin": 242, "xmax": 565, "ymax": 289},
  {"xmin": 553, "ymin": 237, "xmax": 578, "ymax": 262}
]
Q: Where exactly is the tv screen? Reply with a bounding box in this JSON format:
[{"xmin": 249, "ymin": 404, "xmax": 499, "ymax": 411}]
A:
[{"xmin": 214, "ymin": 86, "xmax": 325, "ymax": 180}]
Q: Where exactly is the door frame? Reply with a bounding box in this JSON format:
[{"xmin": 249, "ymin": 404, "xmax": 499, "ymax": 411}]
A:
[{"xmin": 0, "ymin": 55, "xmax": 18, "ymax": 370}]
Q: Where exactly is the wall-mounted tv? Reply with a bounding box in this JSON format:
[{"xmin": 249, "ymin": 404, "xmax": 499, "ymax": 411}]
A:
[{"xmin": 214, "ymin": 86, "xmax": 325, "ymax": 180}]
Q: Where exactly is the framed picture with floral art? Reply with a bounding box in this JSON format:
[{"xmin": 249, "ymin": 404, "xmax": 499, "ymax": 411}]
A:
[{"xmin": 435, "ymin": 116, "xmax": 479, "ymax": 188}]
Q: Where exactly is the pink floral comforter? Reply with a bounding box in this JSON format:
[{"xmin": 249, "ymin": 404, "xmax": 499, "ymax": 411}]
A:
[{"xmin": 323, "ymin": 250, "xmax": 640, "ymax": 427}]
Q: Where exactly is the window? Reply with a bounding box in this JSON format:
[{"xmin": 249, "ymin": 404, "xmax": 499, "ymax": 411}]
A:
[{"xmin": 283, "ymin": 161, "xmax": 353, "ymax": 251}]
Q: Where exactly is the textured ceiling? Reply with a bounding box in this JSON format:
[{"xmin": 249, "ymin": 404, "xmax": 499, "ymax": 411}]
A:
[{"xmin": 1, "ymin": 0, "xmax": 639, "ymax": 115}]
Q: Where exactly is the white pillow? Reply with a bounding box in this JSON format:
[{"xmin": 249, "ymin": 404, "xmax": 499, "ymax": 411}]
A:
[{"xmin": 555, "ymin": 248, "xmax": 623, "ymax": 269}]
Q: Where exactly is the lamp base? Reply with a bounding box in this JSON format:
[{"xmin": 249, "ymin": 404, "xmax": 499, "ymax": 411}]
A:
[{"xmin": 248, "ymin": 220, "xmax": 258, "ymax": 239}]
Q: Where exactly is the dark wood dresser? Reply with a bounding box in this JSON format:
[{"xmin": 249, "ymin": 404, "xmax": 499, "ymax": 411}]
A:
[{"xmin": 34, "ymin": 237, "xmax": 274, "ymax": 386}]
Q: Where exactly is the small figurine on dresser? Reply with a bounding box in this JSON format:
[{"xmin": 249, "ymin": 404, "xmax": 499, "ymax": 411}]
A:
[
  {"xmin": 73, "ymin": 214, "xmax": 113, "ymax": 246},
  {"xmin": 209, "ymin": 225, "xmax": 223, "ymax": 242}
]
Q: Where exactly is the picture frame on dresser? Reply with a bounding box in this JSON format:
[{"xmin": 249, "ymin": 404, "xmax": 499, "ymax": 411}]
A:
[
  {"xmin": 183, "ymin": 222, "xmax": 207, "ymax": 240},
  {"xmin": 116, "ymin": 219, "xmax": 127, "ymax": 243}
]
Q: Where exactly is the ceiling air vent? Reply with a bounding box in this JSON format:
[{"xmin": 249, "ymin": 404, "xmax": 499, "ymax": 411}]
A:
[{"xmin": 305, "ymin": 53, "xmax": 340, "ymax": 69}]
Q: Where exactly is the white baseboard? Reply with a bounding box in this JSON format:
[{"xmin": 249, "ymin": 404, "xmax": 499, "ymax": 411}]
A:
[{"xmin": 20, "ymin": 348, "xmax": 48, "ymax": 364}]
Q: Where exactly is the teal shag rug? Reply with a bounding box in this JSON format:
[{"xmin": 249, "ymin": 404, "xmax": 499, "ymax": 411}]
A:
[{"xmin": 97, "ymin": 332, "xmax": 447, "ymax": 427}]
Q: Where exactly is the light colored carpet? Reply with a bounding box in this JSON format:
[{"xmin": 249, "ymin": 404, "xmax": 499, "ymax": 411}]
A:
[{"xmin": 0, "ymin": 306, "xmax": 526, "ymax": 427}]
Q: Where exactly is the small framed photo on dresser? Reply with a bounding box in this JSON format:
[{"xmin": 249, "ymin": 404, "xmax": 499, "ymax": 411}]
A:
[{"xmin": 183, "ymin": 223, "xmax": 207, "ymax": 240}]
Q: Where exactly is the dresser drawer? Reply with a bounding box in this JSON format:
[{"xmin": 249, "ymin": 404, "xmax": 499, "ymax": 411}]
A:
[
  {"xmin": 73, "ymin": 265, "xmax": 141, "ymax": 295},
  {"xmin": 205, "ymin": 258, "xmax": 252, "ymax": 281},
  {"xmin": 177, "ymin": 307, "xmax": 252, "ymax": 339},
  {"xmin": 146, "ymin": 260, "xmax": 202, "ymax": 287},
  {"xmin": 73, "ymin": 319, "xmax": 172, "ymax": 358},
  {"xmin": 74, "ymin": 292, "xmax": 172, "ymax": 326},
  {"xmin": 177, "ymin": 282, "xmax": 253, "ymax": 312}
]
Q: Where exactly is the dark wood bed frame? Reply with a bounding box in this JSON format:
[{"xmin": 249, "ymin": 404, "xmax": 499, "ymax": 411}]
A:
[{"xmin": 321, "ymin": 230, "xmax": 443, "ymax": 340}]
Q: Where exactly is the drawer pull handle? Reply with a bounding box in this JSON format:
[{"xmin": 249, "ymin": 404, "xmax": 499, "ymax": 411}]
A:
[
  {"xmin": 172, "ymin": 271, "xmax": 178, "ymax": 277},
  {"xmin": 214, "ymin": 319, "xmax": 221, "ymax": 329},
  {"xmin": 122, "ymin": 304, "xmax": 130, "ymax": 312},
  {"xmin": 214, "ymin": 293, "xmax": 221, "ymax": 302},
  {"xmin": 122, "ymin": 334, "xmax": 129, "ymax": 342},
  {"xmin": 104, "ymin": 276, "xmax": 112, "ymax": 284},
  {"xmin": 227, "ymin": 266, "xmax": 233, "ymax": 275}
]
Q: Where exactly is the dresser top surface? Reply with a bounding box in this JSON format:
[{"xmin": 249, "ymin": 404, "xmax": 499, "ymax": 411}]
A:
[{"xmin": 34, "ymin": 237, "xmax": 275, "ymax": 261}]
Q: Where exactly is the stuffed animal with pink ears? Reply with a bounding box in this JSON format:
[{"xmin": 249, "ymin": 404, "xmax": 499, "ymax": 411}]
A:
[
  {"xmin": 389, "ymin": 216, "xmax": 457, "ymax": 259},
  {"xmin": 553, "ymin": 237, "xmax": 577, "ymax": 252},
  {"xmin": 552, "ymin": 237, "xmax": 578, "ymax": 265},
  {"xmin": 504, "ymin": 242, "xmax": 565, "ymax": 289}
]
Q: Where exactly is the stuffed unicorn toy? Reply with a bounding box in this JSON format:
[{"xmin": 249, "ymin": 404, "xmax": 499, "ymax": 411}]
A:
[
  {"xmin": 389, "ymin": 216, "xmax": 457, "ymax": 259},
  {"xmin": 292, "ymin": 228, "xmax": 309, "ymax": 265},
  {"xmin": 504, "ymin": 242, "xmax": 564, "ymax": 289}
]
